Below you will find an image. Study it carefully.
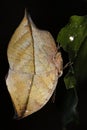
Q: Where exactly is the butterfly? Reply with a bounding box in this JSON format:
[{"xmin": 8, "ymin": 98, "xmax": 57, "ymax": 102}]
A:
[{"xmin": 6, "ymin": 10, "xmax": 63, "ymax": 119}]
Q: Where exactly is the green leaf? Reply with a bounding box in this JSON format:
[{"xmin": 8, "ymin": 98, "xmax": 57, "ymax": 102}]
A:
[
  {"xmin": 57, "ymin": 15, "xmax": 87, "ymax": 61},
  {"xmin": 64, "ymin": 67, "xmax": 76, "ymax": 89},
  {"xmin": 74, "ymin": 37, "xmax": 87, "ymax": 83},
  {"xmin": 57, "ymin": 15, "xmax": 87, "ymax": 88}
]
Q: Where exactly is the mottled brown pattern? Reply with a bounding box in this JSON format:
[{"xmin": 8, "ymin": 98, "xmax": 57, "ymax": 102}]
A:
[{"xmin": 6, "ymin": 11, "xmax": 63, "ymax": 119}]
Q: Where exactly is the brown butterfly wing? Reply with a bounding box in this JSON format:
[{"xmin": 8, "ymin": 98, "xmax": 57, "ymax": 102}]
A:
[
  {"xmin": 6, "ymin": 14, "xmax": 34, "ymax": 117},
  {"xmin": 6, "ymin": 12, "xmax": 63, "ymax": 119}
]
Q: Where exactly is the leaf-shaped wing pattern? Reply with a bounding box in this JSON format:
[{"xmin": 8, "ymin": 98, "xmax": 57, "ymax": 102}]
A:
[{"xmin": 6, "ymin": 11, "xmax": 63, "ymax": 119}]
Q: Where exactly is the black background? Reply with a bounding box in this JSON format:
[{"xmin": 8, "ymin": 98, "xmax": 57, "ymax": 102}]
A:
[{"xmin": 0, "ymin": 0, "xmax": 87, "ymax": 130}]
